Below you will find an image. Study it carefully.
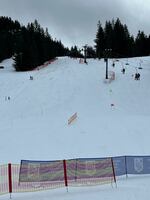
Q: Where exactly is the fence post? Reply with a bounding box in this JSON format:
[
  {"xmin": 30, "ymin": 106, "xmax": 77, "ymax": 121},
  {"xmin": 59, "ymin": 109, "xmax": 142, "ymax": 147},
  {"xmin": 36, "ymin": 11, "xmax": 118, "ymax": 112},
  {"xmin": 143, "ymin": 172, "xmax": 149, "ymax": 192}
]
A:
[
  {"xmin": 8, "ymin": 163, "xmax": 12, "ymax": 198},
  {"xmin": 63, "ymin": 160, "xmax": 68, "ymax": 191},
  {"xmin": 111, "ymin": 158, "xmax": 117, "ymax": 188},
  {"xmin": 125, "ymin": 156, "xmax": 128, "ymax": 178}
]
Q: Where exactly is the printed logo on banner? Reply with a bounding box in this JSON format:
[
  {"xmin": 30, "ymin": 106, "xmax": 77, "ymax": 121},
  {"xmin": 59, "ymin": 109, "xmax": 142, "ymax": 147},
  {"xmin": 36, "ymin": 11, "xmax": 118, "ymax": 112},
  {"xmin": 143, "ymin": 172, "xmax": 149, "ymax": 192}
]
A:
[{"xmin": 134, "ymin": 158, "xmax": 143, "ymax": 173}]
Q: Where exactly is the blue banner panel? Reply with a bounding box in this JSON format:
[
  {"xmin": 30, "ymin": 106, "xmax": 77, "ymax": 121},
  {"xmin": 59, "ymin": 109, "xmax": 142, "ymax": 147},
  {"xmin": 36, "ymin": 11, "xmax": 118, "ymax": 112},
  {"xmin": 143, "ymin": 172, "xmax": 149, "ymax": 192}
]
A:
[
  {"xmin": 126, "ymin": 156, "xmax": 150, "ymax": 174},
  {"xmin": 112, "ymin": 156, "xmax": 127, "ymax": 176}
]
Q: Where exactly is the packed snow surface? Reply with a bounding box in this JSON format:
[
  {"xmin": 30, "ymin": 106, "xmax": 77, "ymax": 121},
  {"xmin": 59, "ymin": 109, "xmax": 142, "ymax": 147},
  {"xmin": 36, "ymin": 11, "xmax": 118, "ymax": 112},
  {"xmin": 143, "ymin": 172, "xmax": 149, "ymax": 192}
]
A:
[{"xmin": 0, "ymin": 56, "xmax": 150, "ymax": 200}]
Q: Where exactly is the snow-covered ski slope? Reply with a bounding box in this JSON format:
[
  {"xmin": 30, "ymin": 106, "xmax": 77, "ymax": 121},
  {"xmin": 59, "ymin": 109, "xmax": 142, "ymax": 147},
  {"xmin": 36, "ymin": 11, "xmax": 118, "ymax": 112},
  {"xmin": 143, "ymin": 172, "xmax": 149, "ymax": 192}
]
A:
[{"xmin": 0, "ymin": 56, "xmax": 150, "ymax": 200}]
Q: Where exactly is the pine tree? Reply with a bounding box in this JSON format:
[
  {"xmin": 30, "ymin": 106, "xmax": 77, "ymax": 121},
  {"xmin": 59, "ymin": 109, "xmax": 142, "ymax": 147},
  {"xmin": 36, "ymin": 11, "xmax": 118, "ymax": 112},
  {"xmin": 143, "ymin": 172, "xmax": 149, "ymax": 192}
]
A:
[
  {"xmin": 94, "ymin": 21, "xmax": 105, "ymax": 58},
  {"xmin": 0, "ymin": 16, "xmax": 21, "ymax": 62},
  {"xmin": 86, "ymin": 46, "xmax": 96, "ymax": 58},
  {"xmin": 13, "ymin": 19, "xmax": 69, "ymax": 71},
  {"xmin": 104, "ymin": 20, "xmax": 113, "ymax": 50},
  {"xmin": 135, "ymin": 31, "xmax": 149, "ymax": 56},
  {"xmin": 69, "ymin": 46, "xmax": 83, "ymax": 58}
]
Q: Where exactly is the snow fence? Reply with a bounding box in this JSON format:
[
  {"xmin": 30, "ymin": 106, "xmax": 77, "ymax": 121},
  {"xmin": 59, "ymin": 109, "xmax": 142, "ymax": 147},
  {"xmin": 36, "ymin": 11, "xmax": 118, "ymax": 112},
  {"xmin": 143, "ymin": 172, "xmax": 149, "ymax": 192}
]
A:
[
  {"xmin": 0, "ymin": 158, "xmax": 115, "ymax": 195},
  {"xmin": 0, "ymin": 155, "xmax": 150, "ymax": 196}
]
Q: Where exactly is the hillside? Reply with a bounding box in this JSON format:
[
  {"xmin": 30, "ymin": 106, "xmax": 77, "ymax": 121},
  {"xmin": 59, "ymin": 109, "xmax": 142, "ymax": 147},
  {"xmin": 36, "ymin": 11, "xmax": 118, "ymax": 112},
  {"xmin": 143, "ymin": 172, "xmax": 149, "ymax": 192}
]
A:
[{"xmin": 0, "ymin": 56, "xmax": 150, "ymax": 200}]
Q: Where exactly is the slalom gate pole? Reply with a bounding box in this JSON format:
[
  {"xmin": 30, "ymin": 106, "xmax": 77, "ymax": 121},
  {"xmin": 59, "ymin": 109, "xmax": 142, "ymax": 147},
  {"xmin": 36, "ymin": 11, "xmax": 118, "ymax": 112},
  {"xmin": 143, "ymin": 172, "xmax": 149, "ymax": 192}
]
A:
[
  {"xmin": 63, "ymin": 160, "xmax": 68, "ymax": 192},
  {"xmin": 111, "ymin": 158, "xmax": 117, "ymax": 188},
  {"xmin": 8, "ymin": 163, "xmax": 12, "ymax": 199}
]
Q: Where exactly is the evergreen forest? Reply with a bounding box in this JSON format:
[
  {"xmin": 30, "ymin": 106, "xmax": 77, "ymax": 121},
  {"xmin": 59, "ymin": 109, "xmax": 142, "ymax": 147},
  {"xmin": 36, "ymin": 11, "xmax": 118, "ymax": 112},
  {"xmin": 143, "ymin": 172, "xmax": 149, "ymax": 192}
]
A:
[{"xmin": 0, "ymin": 16, "xmax": 150, "ymax": 71}]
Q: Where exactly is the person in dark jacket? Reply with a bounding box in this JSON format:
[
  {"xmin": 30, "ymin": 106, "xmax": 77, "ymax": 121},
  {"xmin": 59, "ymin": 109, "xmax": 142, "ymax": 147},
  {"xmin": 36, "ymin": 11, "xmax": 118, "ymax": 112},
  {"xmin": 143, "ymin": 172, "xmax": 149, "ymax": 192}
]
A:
[{"xmin": 122, "ymin": 68, "xmax": 125, "ymax": 74}]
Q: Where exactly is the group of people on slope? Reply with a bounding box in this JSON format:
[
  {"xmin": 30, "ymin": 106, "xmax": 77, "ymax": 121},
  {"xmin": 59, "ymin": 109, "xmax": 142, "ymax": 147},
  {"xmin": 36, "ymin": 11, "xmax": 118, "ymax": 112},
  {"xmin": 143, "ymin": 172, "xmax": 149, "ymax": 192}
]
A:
[
  {"xmin": 121, "ymin": 67, "xmax": 140, "ymax": 80},
  {"xmin": 134, "ymin": 73, "xmax": 140, "ymax": 80}
]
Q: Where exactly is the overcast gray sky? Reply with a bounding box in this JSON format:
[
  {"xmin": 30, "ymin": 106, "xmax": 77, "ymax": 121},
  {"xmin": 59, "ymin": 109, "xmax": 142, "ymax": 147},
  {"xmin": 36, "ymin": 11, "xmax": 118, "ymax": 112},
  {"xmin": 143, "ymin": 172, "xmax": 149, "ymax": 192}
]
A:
[{"xmin": 0, "ymin": 0, "xmax": 150, "ymax": 48}]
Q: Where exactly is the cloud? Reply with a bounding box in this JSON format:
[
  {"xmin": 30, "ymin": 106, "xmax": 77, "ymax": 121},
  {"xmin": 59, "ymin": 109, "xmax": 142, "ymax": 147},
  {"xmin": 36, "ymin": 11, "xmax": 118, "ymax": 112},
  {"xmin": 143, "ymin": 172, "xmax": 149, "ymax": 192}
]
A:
[{"xmin": 0, "ymin": 0, "xmax": 150, "ymax": 47}]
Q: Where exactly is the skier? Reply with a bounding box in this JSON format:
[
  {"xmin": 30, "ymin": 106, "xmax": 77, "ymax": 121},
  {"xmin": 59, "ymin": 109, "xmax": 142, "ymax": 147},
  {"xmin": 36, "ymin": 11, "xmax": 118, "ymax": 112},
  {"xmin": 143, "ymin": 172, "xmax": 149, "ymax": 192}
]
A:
[{"xmin": 122, "ymin": 68, "xmax": 125, "ymax": 74}]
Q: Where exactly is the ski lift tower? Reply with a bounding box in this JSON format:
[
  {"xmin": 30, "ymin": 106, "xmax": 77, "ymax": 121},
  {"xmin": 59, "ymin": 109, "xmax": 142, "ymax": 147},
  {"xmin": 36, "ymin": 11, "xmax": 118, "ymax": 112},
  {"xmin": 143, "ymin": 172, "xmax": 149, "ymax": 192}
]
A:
[
  {"xmin": 83, "ymin": 44, "xmax": 88, "ymax": 64},
  {"xmin": 104, "ymin": 49, "xmax": 112, "ymax": 79}
]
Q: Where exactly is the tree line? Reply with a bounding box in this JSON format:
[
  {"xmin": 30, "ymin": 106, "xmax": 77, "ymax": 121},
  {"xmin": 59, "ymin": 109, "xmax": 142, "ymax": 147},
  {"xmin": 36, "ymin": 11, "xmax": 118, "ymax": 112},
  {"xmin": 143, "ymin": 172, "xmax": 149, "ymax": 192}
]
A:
[
  {"xmin": 95, "ymin": 18, "xmax": 150, "ymax": 58},
  {"xmin": 0, "ymin": 16, "xmax": 69, "ymax": 71},
  {"xmin": 0, "ymin": 16, "xmax": 150, "ymax": 71}
]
